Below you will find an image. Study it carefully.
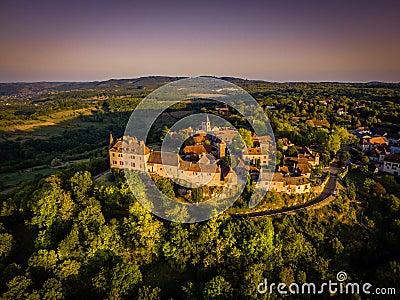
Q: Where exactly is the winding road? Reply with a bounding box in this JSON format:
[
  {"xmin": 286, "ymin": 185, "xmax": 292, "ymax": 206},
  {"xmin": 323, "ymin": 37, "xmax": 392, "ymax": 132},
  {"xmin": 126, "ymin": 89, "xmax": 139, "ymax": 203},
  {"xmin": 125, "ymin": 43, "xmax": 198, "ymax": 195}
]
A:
[{"xmin": 231, "ymin": 165, "xmax": 340, "ymax": 219}]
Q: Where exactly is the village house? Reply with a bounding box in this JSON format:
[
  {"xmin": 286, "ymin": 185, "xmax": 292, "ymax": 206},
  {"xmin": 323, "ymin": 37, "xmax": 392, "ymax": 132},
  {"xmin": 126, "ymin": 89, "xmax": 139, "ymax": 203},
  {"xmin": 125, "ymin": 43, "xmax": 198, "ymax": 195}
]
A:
[
  {"xmin": 277, "ymin": 138, "xmax": 294, "ymax": 151},
  {"xmin": 256, "ymin": 171, "xmax": 312, "ymax": 194},
  {"xmin": 215, "ymin": 106, "xmax": 230, "ymax": 116},
  {"xmin": 298, "ymin": 146, "xmax": 320, "ymax": 167},
  {"xmin": 242, "ymin": 146, "xmax": 269, "ymax": 166},
  {"xmin": 337, "ymin": 108, "xmax": 345, "ymax": 116},
  {"xmin": 367, "ymin": 146, "xmax": 390, "ymax": 164},
  {"xmin": 291, "ymin": 116, "xmax": 301, "ymax": 122},
  {"xmin": 183, "ymin": 144, "xmax": 213, "ymax": 161},
  {"xmin": 252, "ymin": 133, "xmax": 271, "ymax": 147},
  {"xmin": 360, "ymin": 136, "xmax": 389, "ymax": 152},
  {"xmin": 306, "ymin": 119, "xmax": 330, "ymax": 128},
  {"xmin": 382, "ymin": 154, "xmax": 400, "ymax": 176},
  {"xmin": 191, "ymin": 133, "xmax": 206, "ymax": 144}
]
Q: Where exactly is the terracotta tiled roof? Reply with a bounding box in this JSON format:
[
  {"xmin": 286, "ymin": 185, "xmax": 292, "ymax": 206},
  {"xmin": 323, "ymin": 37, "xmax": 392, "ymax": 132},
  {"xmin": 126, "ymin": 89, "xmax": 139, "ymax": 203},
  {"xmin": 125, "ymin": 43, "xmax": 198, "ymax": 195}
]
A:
[
  {"xmin": 279, "ymin": 166, "xmax": 290, "ymax": 174},
  {"xmin": 183, "ymin": 145, "xmax": 212, "ymax": 155},
  {"xmin": 369, "ymin": 137, "xmax": 388, "ymax": 145},
  {"xmin": 147, "ymin": 151, "xmax": 180, "ymax": 166},
  {"xmin": 272, "ymin": 172, "xmax": 310, "ymax": 185},
  {"xmin": 296, "ymin": 163, "xmax": 311, "ymax": 174},
  {"xmin": 306, "ymin": 120, "xmax": 330, "ymax": 127},
  {"xmin": 284, "ymin": 156, "xmax": 309, "ymax": 165},
  {"xmin": 110, "ymin": 137, "xmax": 150, "ymax": 155},
  {"xmin": 277, "ymin": 138, "xmax": 292, "ymax": 146},
  {"xmin": 192, "ymin": 134, "xmax": 206, "ymax": 144},
  {"xmin": 179, "ymin": 160, "xmax": 220, "ymax": 173}
]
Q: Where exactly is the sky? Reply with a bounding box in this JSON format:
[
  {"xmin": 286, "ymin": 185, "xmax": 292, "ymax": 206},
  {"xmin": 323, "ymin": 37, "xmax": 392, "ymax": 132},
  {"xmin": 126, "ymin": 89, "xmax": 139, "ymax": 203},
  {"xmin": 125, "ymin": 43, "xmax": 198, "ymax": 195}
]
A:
[{"xmin": 1, "ymin": 0, "xmax": 400, "ymax": 82}]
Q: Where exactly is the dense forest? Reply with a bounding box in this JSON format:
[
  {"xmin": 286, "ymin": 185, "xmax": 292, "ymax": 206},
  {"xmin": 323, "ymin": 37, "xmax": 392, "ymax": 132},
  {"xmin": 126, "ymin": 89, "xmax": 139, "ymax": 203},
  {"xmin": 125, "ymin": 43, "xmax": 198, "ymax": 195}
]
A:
[{"xmin": 0, "ymin": 164, "xmax": 399, "ymax": 299}]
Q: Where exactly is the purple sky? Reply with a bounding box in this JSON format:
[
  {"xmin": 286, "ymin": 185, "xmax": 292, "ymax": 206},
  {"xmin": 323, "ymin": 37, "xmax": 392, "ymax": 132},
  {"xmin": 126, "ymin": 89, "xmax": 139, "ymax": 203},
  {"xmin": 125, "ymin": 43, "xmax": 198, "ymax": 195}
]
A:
[{"xmin": 1, "ymin": 0, "xmax": 399, "ymax": 82}]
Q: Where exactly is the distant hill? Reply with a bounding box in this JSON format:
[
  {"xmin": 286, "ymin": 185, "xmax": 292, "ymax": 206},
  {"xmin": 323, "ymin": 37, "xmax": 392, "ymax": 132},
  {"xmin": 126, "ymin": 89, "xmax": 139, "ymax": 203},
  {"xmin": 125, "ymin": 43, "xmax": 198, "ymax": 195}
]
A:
[
  {"xmin": 0, "ymin": 76, "xmax": 188, "ymax": 97},
  {"xmin": 1, "ymin": 76, "xmax": 399, "ymax": 98}
]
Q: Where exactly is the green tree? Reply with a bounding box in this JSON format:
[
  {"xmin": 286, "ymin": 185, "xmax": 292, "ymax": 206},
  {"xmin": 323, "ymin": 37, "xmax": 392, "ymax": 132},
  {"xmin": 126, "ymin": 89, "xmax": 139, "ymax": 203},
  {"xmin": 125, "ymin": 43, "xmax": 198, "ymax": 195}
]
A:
[
  {"xmin": 287, "ymin": 145, "xmax": 298, "ymax": 157},
  {"xmin": 340, "ymin": 151, "xmax": 351, "ymax": 162},
  {"xmin": 220, "ymin": 154, "xmax": 231, "ymax": 168},
  {"xmin": 160, "ymin": 125, "xmax": 170, "ymax": 141},
  {"xmin": 182, "ymin": 282, "xmax": 200, "ymax": 300},
  {"xmin": 0, "ymin": 232, "xmax": 14, "ymax": 262},
  {"xmin": 70, "ymin": 171, "xmax": 93, "ymax": 204},
  {"xmin": 155, "ymin": 178, "xmax": 175, "ymax": 198},
  {"xmin": 238, "ymin": 128, "xmax": 254, "ymax": 148},
  {"xmin": 241, "ymin": 263, "xmax": 266, "ymax": 299},
  {"xmin": 191, "ymin": 187, "xmax": 203, "ymax": 202},
  {"xmin": 122, "ymin": 207, "xmax": 163, "ymax": 264},
  {"xmin": 326, "ymin": 133, "xmax": 341, "ymax": 154},
  {"xmin": 361, "ymin": 155, "xmax": 370, "ymax": 164},
  {"xmin": 28, "ymin": 249, "xmax": 58, "ymax": 272},
  {"xmin": 2, "ymin": 276, "xmax": 37, "ymax": 300},
  {"xmin": 203, "ymin": 276, "xmax": 233, "ymax": 300},
  {"xmin": 109, "ymin": 262, "xmax": 142, "ymax": 298},
  {"xmin": 363, "ymin": 178, "xmax": 376, "ymax": 193},
  {"xmin": 31, "ymin": 180, "xmax": 75, "ymax": 230},
  {"xmin": 138, "ymin": 285, "xmax": 161, "ymax": 300},
  {"xmin": 40, "ymin": 278, "xmax": 64, "ymax": 300}
]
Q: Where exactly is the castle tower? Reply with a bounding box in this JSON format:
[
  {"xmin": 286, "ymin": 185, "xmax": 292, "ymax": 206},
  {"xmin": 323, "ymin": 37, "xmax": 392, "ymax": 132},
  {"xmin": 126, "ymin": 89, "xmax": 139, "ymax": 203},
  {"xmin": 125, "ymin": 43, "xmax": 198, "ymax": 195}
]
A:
[
  {"xmin": 218, "ymin": 141, "xmax": 226, "ymax": 158},
  {"xmin": 314, "ymin": 152, "xmax": 320, "ymax": 166},
  {"xmin": 202, "ymin": 115, "xmax": 211, "ymax": 132},
  {"xmin": 109, "ymin": 132, "xmax": 114, "ymax": 147}
]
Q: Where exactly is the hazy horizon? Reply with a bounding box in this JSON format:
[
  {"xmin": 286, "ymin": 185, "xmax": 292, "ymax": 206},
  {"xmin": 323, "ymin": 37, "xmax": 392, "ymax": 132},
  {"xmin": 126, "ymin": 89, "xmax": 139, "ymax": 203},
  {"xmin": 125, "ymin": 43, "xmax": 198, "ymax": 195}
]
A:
[{"xmin": 1, "ymin": 75, "xmax": 399, "ymax": 85}]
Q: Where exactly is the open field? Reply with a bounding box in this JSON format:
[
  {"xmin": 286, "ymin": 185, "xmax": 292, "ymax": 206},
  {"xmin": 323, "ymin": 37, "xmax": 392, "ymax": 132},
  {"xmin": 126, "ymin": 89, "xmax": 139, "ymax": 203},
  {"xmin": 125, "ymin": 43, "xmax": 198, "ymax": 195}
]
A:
[
  {"xmin": 0, "ymin": 166, "xmax": 57, "ymax": 187},
  {"xmin": 1, "ymin": 108, "xmax": 94, "ymax": 131},
  {"xmin": 0, "ymin": 107, "xmax": 112, "ymax": 141}
]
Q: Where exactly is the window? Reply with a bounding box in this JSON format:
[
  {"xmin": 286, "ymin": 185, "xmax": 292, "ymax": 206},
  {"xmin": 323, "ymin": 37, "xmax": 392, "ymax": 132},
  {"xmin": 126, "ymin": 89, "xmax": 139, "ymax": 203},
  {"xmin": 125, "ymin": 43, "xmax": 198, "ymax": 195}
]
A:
[{"xmin": 112, "ymin": 153, "xmax": 115, "ymax": 157}]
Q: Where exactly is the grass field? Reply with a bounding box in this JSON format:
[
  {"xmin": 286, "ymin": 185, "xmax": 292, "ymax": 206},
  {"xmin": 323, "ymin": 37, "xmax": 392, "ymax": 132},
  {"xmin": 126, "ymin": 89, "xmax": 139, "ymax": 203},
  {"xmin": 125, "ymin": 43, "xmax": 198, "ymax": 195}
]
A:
[
  {"xmin": 0, "ymin": 167, "xmax": 57, "ymax": 187},
  {"xmin": 1, "ymin": 108, "xmax": 93, "ymax": 131},
  {"xmin": 0, "ymin": 107, "xmax": 112, "ymax": 141}
]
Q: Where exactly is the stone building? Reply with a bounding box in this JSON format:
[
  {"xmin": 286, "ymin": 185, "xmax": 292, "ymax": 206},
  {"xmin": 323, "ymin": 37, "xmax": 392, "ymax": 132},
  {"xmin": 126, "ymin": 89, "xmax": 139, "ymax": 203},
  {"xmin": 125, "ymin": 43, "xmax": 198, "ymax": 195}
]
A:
[{"xmin": 109, "ymin": 134, "xmax": 150, "ymax": 171}]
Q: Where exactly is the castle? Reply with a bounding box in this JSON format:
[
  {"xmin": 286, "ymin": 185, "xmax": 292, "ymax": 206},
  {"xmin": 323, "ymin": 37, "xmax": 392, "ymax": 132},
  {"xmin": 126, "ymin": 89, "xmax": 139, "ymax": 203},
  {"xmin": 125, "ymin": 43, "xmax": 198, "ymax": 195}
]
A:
[
  {"xmin": 109, "ymin": 133, "xmax": 237, "ymax": 187},
  {"xmin": 109, "ymin": 116, "xmax": 316, "ymax": 194}
]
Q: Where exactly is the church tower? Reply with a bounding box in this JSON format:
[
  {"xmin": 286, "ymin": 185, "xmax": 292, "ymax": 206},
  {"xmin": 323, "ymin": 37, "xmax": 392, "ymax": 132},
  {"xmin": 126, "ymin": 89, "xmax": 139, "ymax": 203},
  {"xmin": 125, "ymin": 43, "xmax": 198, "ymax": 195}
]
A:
[{"xmin": 201, "ymin": 115, "xmax": 211, "ymax": 132}]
